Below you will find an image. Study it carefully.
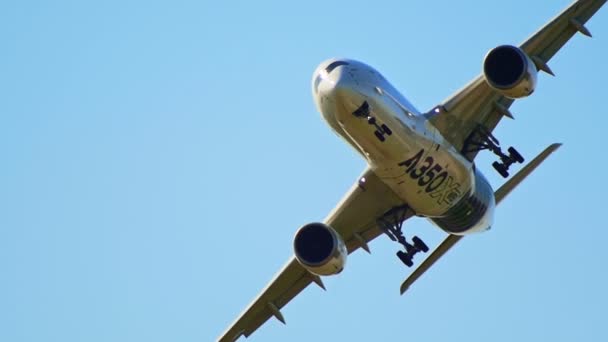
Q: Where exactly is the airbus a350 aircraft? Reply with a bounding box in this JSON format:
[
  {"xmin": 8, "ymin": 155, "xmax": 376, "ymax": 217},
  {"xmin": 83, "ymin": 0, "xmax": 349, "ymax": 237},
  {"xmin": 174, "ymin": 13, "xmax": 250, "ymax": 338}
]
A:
[{"xmin": 219, "ymin": 1, "xmax": 606, "ymax": 340}]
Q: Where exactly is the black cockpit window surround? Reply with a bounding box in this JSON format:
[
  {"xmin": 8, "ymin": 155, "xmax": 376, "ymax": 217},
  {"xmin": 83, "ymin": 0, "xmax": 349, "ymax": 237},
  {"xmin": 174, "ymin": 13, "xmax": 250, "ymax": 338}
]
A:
[{"xmin": 325, "ymin": 61, "xmax": 349, "ymax": 73}]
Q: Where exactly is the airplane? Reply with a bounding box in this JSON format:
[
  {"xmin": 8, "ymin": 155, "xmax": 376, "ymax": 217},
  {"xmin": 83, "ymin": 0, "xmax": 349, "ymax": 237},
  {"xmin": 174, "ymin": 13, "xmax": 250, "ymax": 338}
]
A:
[{"xmin": 218, "ymin": 1, "xmax": 606, "ymax": 340}]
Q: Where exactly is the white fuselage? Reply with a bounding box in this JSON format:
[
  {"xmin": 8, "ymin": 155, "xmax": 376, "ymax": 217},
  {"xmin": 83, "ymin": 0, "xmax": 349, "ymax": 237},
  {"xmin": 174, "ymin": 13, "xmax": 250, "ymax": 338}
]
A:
[{"xmin": 313, "ymin": 59, "xmax": 495, "ymax": 234}]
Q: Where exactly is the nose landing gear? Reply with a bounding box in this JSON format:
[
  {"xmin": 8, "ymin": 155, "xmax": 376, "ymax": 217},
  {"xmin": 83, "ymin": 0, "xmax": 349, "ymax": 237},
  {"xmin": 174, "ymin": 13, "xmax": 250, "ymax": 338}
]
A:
[
  {"xmin": 352, "ymin": 101, "xmax": 392, "ymax": 142},
  {"xmin": 377, "ymin": 205, "xmax": 428, "ymax": 267},
  {"xmin": 463, "ymin": 125, "xmax": 525, "ymax": 178}
]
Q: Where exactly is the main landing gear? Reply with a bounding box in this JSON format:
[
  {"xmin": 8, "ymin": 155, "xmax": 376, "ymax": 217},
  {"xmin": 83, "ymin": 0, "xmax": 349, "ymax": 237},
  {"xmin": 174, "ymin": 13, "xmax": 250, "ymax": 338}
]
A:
[
  {"xmin": 352, "ymin": 101, "xmax": 392, "ymax": 142},
  {"xmin": 377, "ymin": 205, "xmax": 428, "ymax": 267},
  {"xmin": 462, "ymin": 125, "xmax": 524, "ymax": 178}
]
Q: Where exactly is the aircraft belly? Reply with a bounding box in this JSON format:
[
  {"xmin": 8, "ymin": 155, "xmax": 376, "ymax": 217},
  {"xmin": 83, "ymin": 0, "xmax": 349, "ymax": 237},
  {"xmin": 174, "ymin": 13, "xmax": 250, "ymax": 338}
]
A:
[
  {"xmin": 333, "ymin": 94, "xmax": 423, "ymax": 163},
  {"xmin": 327, "ymin": 91, "xmax": 474, "ymax": 218},
  {"xmin": 375, "ymin": 142, "xmax": 473, "ymax": 217}
]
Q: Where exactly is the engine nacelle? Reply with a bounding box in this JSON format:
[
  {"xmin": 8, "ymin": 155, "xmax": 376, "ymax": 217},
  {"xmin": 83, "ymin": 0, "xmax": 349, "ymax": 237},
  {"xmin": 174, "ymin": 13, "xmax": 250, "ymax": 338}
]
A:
[
  {"xmin": 293, "ymin": 223, "xmax": 347, "ymax": 276},
  {"xmin": 483, "ymin": 45, "xmax": 538, "ymax": 99}
]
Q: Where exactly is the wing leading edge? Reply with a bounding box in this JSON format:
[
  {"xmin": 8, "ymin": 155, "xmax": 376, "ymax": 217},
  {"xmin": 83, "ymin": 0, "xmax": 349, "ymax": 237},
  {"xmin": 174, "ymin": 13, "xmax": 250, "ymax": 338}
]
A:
[
  {"xmin": 217, "ymin": 168, "xmax": 406, "ymax": 342},
  {"xmin": 429, "ymin": 0, "xmax": 606, "ymax": 157}
]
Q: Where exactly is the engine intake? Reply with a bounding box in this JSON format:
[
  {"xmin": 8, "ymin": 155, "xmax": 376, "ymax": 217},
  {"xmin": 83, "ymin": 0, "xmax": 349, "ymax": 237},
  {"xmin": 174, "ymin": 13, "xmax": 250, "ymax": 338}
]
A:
[
  {"xmin": 483, "ymin": 45, "xmax": 538, "ymax": 99},
  {"xmin": 293, "ymin": 223, "xmax": 347, "ymax": 276}
]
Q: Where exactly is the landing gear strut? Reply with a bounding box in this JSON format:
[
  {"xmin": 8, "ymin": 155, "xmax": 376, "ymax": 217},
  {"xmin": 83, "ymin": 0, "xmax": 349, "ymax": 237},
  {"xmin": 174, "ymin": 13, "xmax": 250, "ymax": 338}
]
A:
[
  {"xmin": 462, "ymin": 125, "xmax": 524, "ymax": 178},
  {"xmin": 377, "ymin": 205, "xmax": 428, "ymax": 267},
  {"xmin": 352, "ymin": 101, "xmax": 392, "ymax": 142}
]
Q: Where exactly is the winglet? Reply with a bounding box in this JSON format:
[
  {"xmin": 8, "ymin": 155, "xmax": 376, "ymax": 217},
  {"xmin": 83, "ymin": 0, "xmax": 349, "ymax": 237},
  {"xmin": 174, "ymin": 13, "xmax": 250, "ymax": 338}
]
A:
[{"xmin": 399, "ymin": 143, "xmax": 561, "ymax": 295}]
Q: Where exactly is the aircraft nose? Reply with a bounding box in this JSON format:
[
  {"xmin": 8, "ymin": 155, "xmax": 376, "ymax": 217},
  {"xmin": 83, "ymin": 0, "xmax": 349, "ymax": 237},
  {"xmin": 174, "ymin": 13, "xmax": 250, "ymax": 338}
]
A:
[
  {"xmin": 311, "ymin": 59, "xmax": 363, "ymax": 135},
  {"xmin": 324, "ymin": 60, "xmax": 350, "ymax": 84},
  {"xmin": 312, "ymin": 60, "xmax": 354, "ymax": 100}
]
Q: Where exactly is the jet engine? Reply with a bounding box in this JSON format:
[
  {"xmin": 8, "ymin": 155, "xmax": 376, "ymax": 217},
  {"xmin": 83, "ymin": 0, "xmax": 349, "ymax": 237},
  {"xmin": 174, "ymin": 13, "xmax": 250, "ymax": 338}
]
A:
[
  {"xmin": 483, "ymin": 45, "xmax": 538, "ymax": 99},
  {"xmin": 293, "ymin": 222, "xmax": 347, "ymax": 276}
]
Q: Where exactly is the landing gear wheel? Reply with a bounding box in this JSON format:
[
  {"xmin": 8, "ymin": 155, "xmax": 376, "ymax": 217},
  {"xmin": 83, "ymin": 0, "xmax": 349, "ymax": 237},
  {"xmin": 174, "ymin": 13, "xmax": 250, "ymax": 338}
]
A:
[
  {"xmin": 374, "ymin": 130, "xmax": 385, "ymax": 142},
  {"xmin": 396, "ymin": 251, "xmax": 413, "ymax": 267},
  {"xmin": 377, "ymin": 205, "xmax": 428, "ymax": 268},
  {"xmin": 381, "ymin": 124, "xmax": 392, "ymax": 135},
  {"xmin": 508, "ymin": 147, "xmax": 524, "ymax": 163},
  {"xmin": 412, "ymin": 236, "xmax": 429, "ymax": 253},
  {"xmin": 462, "ymin": 124, "xmax": 526, "ymax": 177},
  {"xmin": 492, "ymin": 161, "xmax": 509, "ymax": 178}
]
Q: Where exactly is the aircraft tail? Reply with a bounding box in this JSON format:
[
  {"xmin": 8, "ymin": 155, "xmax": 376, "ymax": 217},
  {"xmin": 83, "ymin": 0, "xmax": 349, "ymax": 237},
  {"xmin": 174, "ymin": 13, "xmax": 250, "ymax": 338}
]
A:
[
  {"xmin": 494, "ymin": 143, "xmax": 561, "ymax": 204},
  {"xmin": 400, "ymin": 143, "xmax": 562, "ymax": 295}
]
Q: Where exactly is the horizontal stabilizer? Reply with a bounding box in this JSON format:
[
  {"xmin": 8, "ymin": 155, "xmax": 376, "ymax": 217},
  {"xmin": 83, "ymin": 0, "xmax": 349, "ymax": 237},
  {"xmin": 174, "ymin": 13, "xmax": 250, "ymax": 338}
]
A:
[
  {"xmin": 494, "ymin": 143, "xmax": 561, "ymax": 204},
  {"xmin": 400, "ymin": 143, "xmax": 561, "ymax": 294},
  {"xmin": 400, "ymin": 234, "xmax": 462, "ymax": 294}
]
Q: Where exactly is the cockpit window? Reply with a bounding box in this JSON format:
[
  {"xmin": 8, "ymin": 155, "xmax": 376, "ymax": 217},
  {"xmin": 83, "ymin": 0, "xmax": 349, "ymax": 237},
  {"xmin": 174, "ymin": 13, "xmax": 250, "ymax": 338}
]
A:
[
  {"xmin": 325, "ymin": 61, "xmax": 349, "ymax": 73},
  {"xmin": 313, "ymin": 75, "xmax": 322, "ymax": 93}
]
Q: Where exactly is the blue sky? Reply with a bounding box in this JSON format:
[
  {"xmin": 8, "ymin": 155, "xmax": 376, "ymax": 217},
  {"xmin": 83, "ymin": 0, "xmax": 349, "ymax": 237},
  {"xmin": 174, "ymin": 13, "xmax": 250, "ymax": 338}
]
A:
[{"xmin": 1, "ymin": 0, "xmax": 608, "ymax": 341}]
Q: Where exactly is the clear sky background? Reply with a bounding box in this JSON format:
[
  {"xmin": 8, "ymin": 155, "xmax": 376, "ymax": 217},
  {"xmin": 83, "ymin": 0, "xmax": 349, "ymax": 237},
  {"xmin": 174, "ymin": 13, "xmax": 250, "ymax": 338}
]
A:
[{"xmin": 2, "ymin": 0, "xmax": 608, "ymax": 341}]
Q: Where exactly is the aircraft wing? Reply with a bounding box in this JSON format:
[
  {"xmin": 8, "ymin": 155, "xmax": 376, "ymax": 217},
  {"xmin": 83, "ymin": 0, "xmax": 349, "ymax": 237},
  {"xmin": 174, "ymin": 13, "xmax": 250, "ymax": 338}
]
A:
[
  {"xmin": 429, "ymin": 0, "xmax": 606, "ymax": 157},
  {"xmin": 217, "ymin": 168, "xmax": 406, "ymax": 341}
]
